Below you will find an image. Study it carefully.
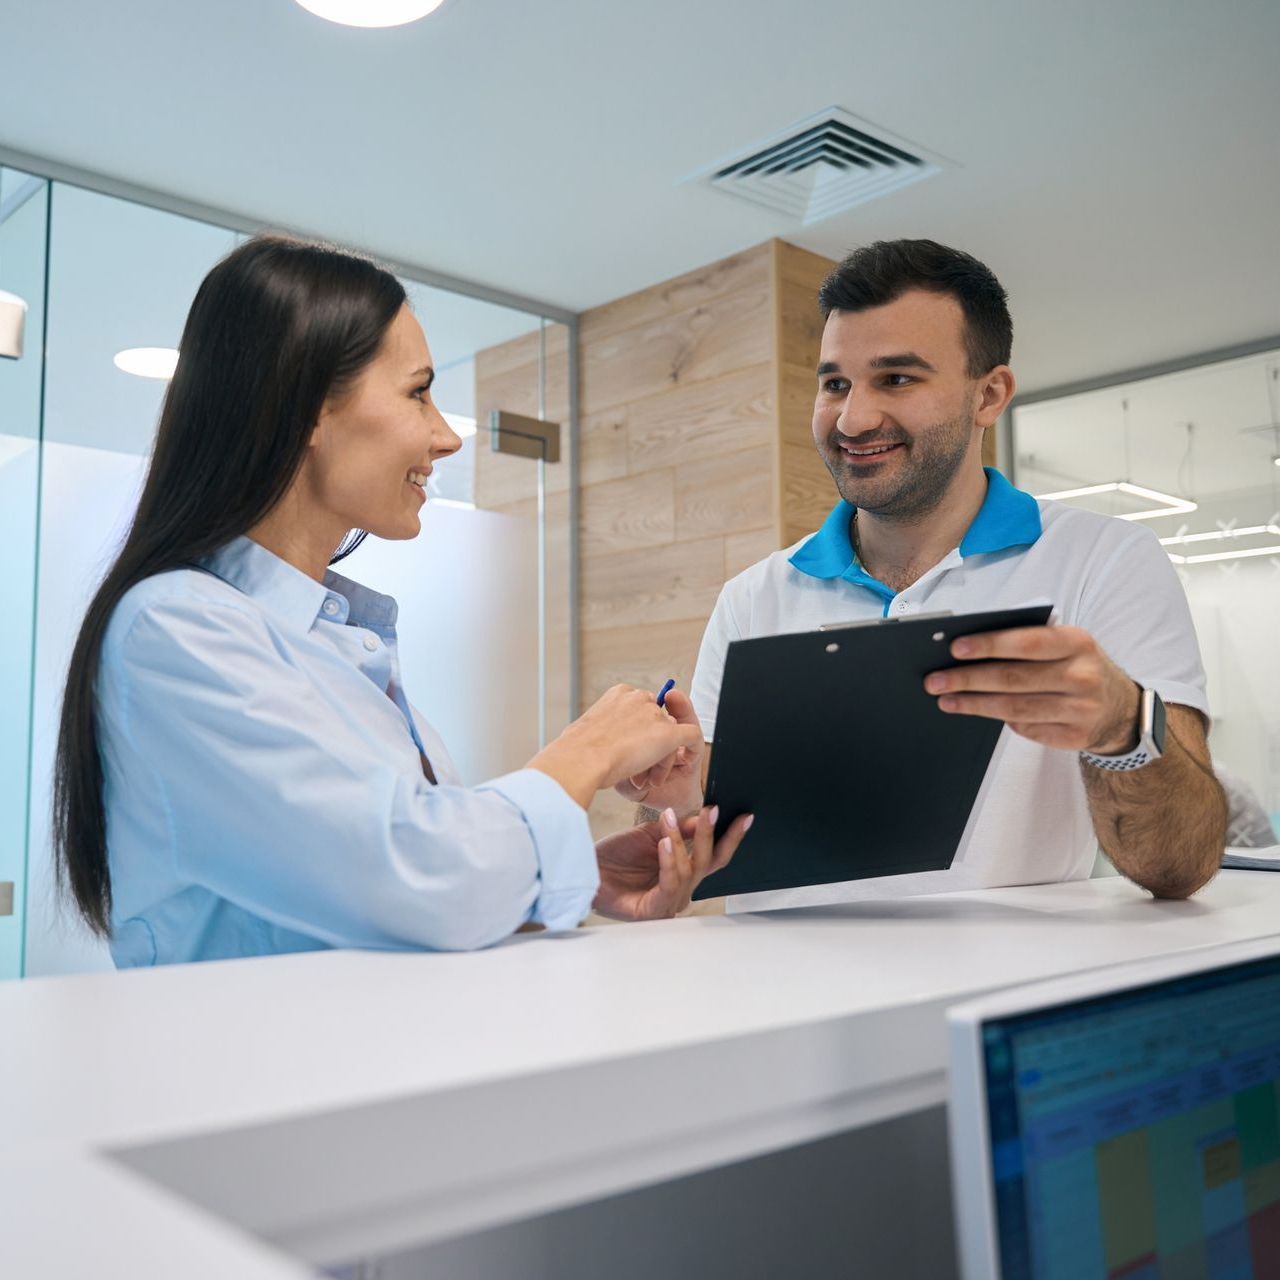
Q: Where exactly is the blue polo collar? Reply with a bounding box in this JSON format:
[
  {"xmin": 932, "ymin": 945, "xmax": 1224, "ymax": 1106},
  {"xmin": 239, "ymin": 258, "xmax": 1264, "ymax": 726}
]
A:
[{"xmin": 789, "ymin": 467, "xmax": 1043, "ymax": 583}]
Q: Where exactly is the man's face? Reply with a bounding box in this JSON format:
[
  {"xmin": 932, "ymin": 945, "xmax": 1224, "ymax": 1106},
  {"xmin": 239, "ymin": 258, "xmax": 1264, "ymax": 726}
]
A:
[{"xmin": 812, "ymin": 289, "xmax": 988, "ymax": 521}]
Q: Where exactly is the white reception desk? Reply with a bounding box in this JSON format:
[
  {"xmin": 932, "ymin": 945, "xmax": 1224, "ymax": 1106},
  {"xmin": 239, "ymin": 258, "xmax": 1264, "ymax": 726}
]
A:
[{"xmin": 4, "ymin": 873, "xmax": 1279, "ymax": 1278}]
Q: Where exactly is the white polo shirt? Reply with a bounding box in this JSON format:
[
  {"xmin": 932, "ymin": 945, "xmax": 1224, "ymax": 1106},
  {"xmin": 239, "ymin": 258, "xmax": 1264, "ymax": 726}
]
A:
[{"xmin": 690, "ymin": 469, "xmax": 1208, "ymax": 912}]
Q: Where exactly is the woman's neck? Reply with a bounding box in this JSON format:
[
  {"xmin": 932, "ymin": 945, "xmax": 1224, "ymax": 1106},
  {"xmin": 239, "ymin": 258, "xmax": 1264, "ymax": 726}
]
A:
[{"xmin": 247, "ymin": 492, "xmax": 347, "ymax": 584}]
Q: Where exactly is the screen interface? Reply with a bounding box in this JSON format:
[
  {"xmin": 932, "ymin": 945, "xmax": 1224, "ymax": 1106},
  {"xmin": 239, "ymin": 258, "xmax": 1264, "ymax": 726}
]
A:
[{"xmin": 982, "ymin": 955, "xmax": 1280, "ymax": 1279}]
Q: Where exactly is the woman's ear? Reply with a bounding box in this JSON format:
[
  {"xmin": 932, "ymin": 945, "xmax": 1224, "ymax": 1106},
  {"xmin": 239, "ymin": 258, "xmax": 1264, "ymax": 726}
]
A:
[{"xmin": 307, "ymin": 403, "xmax": 330, "ymax": 450}]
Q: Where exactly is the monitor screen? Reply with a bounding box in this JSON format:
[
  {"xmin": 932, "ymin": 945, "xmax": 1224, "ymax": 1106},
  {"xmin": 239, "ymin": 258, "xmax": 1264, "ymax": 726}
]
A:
[{"xmin": 981, "ymin": 953, "xmax": 1280, "ymax": 1279}]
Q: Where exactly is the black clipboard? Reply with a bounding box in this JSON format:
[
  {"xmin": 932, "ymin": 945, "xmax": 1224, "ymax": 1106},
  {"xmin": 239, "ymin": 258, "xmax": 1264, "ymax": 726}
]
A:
[{"xmin": 692, "ymin": 604, "xmax": 1054, "ymax": 901}]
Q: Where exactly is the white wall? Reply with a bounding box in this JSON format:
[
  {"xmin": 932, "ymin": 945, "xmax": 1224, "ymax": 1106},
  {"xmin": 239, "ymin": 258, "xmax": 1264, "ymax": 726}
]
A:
[{"xmin": 1184, "ymin": 561, "xmax": 1280, "ymax": 832}]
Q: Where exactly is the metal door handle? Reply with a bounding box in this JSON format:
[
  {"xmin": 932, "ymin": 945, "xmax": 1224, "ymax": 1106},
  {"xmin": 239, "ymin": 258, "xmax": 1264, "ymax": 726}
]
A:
[{"xmin": 0, "ymin": 882, "xmax": 13, "ymax": 917}]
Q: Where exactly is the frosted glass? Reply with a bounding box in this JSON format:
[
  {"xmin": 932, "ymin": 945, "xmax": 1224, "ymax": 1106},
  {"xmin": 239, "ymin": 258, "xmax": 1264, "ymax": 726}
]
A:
[
  {"xmin": 19, "ymin": 181, "xmax": 565, "ymax": 975},
  {"xmin": 23, "ymin": 445, "xmax": 541, "ymax": 976}
]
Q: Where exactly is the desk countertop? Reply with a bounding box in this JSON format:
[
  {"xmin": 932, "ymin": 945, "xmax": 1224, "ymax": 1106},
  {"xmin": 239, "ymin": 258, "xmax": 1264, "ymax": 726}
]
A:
[{"xmin": 4, "ymin": 873, "xmax": 1279, "ymax": 1277}]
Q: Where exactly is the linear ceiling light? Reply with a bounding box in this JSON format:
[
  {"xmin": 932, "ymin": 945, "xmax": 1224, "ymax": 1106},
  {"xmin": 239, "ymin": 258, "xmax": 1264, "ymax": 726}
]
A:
[
  {"xmin": 1034, "ymin": 481, "xmax": 1197, "ymax": 522},
  {"xmin": 114, "ymin": 347, "xmax": 179, "ymax": 379},
  {"xmin": 295, "ymin": 0, "xmax": 445, "ymax": 26},
  {"xmin": 1162, "ymin": 524, "xmax": 1280, "ymax": 565}
]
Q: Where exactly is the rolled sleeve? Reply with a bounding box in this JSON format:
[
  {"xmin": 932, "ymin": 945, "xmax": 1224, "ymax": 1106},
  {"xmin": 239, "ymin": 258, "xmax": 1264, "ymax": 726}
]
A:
[{"xmin": 479, "ymin": 770, "xmax": 600, "ymax": 931}]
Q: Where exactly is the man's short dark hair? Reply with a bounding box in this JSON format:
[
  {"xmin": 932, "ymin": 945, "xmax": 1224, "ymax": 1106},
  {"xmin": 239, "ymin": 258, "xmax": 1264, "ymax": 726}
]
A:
[{"xmin": 817, "ymin": 239, "xmax": 1012, "ymax": 377}]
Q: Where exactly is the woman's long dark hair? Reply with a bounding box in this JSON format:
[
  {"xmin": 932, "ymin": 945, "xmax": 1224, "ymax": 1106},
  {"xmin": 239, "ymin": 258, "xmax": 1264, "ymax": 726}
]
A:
[{"xmin": 54, "ymin": 236, "xmax": 407, "ymax": 936}]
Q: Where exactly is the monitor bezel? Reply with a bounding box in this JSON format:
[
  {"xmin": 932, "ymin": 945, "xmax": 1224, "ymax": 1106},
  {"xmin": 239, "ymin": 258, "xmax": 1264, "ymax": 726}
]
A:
[{"xmin": 946, "ymin": 932, "xmax": 1280, "ymax": 1280}]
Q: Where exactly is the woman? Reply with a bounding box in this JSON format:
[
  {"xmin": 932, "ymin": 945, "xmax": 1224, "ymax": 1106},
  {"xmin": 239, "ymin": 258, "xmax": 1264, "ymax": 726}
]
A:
[{"xmin": 54, "ymin": 236, "xmax": 749, "ymax": 966}]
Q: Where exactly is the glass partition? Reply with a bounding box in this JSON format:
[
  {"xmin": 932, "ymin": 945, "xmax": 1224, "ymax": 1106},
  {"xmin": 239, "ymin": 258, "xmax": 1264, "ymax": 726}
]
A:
[
  {"xmin": 0, "ymin": 167, "xmax": 48, "ymax": 979},
  {"xmin": 1013, "ymin": 348, "xmax": 1280, "ymax": 844},
  {"xmin": 6, "ymin": 174, "xmax": 576, "ymax": 978}
]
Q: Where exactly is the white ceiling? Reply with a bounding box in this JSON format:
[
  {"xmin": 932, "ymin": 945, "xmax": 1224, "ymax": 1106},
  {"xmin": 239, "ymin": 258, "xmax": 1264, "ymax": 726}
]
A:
[{"xmin": 2, "ymin": 0, "xmax": 1278, "ymax": 393}]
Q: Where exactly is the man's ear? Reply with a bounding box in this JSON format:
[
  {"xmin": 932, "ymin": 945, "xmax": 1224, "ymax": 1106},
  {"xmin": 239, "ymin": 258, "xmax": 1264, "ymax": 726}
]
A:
[{"xmin": 975, "ymin": 365, "xmax": 1016, "ymax": 427}]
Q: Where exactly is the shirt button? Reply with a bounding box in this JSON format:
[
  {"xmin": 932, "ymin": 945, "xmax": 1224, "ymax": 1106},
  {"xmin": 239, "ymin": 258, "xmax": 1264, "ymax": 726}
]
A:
[
  {"xmin": 363, "ymin": 634, "xmax": 379, "ymax": 652},
  {"xmin": 896, "ymin": 601, "xmax": 909, "ymax": 614},
  {"xmin": 322, "ymin": 599, "xmax": 340, "ymax": 616}
]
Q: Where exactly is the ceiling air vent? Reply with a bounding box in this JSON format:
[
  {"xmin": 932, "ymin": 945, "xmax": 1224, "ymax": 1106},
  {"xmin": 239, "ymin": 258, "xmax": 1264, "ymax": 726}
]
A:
[{"xmin": 699, "ymin": 108, "xmax": 947, "ymax": 225}]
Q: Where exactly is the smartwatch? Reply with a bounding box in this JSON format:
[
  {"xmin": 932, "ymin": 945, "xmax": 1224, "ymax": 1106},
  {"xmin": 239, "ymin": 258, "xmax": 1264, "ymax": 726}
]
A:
[{"xmin": 1081, "ymin": 686, "xmax": 1166, "ymax": 772}]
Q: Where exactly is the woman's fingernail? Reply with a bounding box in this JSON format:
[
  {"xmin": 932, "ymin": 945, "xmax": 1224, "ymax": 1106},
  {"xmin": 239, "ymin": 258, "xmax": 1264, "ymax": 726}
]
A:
[
  {"xmin": 659, "ymin": 836, "xmax": 673, "ymax": 856},
  {"xmin": 707, "ymin": 805, "xmax": 720, "ymax": 825},
  {"xmin": 663, "ymin": 807, "xmax": 677, "ymax": 827},
  {"xmin": 743, "ymin": 814, "xmax": 755, "ymax": 832}
]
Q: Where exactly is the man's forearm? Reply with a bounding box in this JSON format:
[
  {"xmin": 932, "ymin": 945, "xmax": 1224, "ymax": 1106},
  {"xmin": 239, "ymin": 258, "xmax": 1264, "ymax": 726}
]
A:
[{"xmin": 1082, "ymin": 718, "xmax": 1226, "ymax": 899}]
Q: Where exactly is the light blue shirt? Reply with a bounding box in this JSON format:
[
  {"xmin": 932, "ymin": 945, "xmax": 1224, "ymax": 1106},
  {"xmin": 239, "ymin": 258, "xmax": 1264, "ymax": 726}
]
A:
[{"xmin": 97, "ymin": 536, "xmax": 599, "ymax": 967}]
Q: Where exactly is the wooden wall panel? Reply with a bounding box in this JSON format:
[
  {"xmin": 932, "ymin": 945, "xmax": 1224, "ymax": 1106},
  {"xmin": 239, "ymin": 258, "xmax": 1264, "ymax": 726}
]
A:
[
  {"xmin": 774, "ymin": 241, "xmax": 838, "ymax": 553},
  {"xmin": 475, "ymin": 239, "xmax": 838, "ymax": 852}
]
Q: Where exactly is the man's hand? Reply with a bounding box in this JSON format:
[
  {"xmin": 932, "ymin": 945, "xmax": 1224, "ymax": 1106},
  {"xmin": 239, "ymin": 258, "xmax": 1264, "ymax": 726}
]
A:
[
  {"xmin": 613, "ymin": 688, "xmax": 707, "ymax": 814},
  {"xmin": 924, "ymin": 623, "xmax": 1225, "ymax": 899},
  {"xmin": 593, "ymin": 805, "xmax": 752, "ymax": 921},
  {"xmin": 923, "ymin": 625, "xmax": 1141, "ymax": 753}
]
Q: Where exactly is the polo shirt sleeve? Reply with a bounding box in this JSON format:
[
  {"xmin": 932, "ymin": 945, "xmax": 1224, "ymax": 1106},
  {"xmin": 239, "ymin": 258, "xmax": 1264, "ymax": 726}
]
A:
[
  {"xmin": 1076, "ymin": 523, "xmax": 1210, "ymax": 718},
  {"xmin": 690, "ymin": 582, "xmax": 746, "ymax": 743}
]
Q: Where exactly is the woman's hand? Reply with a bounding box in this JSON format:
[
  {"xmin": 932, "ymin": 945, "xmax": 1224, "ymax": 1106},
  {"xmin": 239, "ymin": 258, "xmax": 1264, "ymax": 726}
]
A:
[
  {"xmin": 529, "ymin": 684, "xmax": 703, "ymax": 810},
  {"xmin": 592, "ymin": 805, "xmax": 754, "ymax": 921},
  {"xmin": 613, "ymin": 687, "xmax": 706, "ymax": 815}
]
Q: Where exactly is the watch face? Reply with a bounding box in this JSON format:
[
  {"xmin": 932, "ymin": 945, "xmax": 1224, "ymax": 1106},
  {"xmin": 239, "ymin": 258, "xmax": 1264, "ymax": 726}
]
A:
[{"xmin": 1149, "ymin": 688, "xmax": 1167, "ymax": 753}]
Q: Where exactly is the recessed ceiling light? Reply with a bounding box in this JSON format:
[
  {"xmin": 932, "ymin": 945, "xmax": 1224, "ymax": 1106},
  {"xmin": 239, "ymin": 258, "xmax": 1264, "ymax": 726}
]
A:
[
  {"xmin": 1033, "ymin": 480, "xmax": 1197, "ymax": 522},
  {"xmin": 295, "ymin": 0, "xmax": 445, "ymax": 27},
  {"xmin": 114, "ymin": 347, "xmax": 179, "ymax": 380}
]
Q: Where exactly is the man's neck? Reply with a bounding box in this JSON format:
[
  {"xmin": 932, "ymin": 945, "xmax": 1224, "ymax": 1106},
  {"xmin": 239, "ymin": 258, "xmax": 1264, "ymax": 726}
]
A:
[{"xmin": 854, "ymin": 464, "xmax": 989, "ymax": 595}]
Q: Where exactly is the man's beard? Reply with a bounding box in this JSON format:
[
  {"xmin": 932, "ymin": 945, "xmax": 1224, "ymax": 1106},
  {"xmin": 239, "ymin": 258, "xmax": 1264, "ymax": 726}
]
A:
[{"xmin": 820, "ymin": 408, "xmax": 976, "ymax": 523}]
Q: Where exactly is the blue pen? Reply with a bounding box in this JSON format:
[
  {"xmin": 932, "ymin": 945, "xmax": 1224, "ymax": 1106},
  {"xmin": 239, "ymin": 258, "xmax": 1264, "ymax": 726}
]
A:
[{"xmin": 656, "ymin": 678, "xmax": 676, "ymax": 708}]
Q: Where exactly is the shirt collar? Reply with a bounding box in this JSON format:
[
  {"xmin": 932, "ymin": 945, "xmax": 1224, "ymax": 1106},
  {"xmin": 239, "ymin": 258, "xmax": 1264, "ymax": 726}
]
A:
[
  {"xmin": 789, "ymin": 467, "xmax": 1043, "ymax": 581},
  {"xmin": 200, "ymin": 536, "xmax": 397, "ymax": 633}
]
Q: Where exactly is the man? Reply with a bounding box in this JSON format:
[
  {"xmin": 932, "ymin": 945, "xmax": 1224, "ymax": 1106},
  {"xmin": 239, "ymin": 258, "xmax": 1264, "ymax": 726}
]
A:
[{"xmin": 627, "ymin": 239, "xmax": 1225, "ymax": 908}]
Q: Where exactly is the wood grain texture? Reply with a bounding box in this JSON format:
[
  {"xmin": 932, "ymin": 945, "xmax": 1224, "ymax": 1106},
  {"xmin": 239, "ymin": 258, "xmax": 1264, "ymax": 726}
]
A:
[
  {"xmin": 724, "ymin": 525, "xmax": 782, "ymax": 578},
  {"xmin": 580, "ymin": 245, "xmax": 771, "ymax": 346},
  {"xmin": 579, "ymin": 406, "xmax": 630, "ymax": 487},
  {"xmin": 580, "ymin": 469, "xmax": 675, "ymax": 556},
  {"xmin": 625, "ymin": 364, "xmax": 774, "ymax": 475},
  {"xmin": 675, "ymin": 445, "xmax": 774, "ymax": 539},
  {"xmin": 781, "ymin": 441, "xmax": 839, "ymax": 548},
  {"xmin": 580, "ymin": 619, "xmax": 708, "ymax": 708},
  {"xmin": 580, "ymin": 283, "xmax": 773, "ymax": 416},
  {"xmin": 581, "ymin": 535, "xmax": 727, "ymax": 633}
]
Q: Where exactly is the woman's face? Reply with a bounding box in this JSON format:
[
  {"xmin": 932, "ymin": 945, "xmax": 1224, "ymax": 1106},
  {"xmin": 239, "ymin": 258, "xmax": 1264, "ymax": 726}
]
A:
[{"xmin": 306, "ymin": 304, "xmax": 462, "ymax": 541}]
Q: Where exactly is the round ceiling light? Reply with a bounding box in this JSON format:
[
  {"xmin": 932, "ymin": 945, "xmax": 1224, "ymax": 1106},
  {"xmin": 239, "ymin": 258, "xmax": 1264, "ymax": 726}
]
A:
[
  {"xmin": 114, "ymin": 348, "xmax": 179, "ymax": 380},
  {"xmin": 295, "ymin": 0, "xmax": 446, "ymax": 27}
]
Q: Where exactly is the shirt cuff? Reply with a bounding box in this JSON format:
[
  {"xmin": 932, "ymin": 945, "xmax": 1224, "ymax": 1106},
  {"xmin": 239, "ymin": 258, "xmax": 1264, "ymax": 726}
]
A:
[{"xmin": 477, "ymin": 769, "xmax": 600, "ymax": 931}]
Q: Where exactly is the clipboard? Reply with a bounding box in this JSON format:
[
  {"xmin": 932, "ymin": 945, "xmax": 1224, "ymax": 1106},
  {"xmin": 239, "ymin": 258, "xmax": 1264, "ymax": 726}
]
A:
[{"xmin": 692, "ymin": 603, "xmax": 1054, "ymax": 901}]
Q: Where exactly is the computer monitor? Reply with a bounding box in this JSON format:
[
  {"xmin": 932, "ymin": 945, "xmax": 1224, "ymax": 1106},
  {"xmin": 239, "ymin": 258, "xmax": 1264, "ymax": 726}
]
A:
[{"xmin": 948, "ymin": 936, "xmax": 1280, "ymax": 1280}]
